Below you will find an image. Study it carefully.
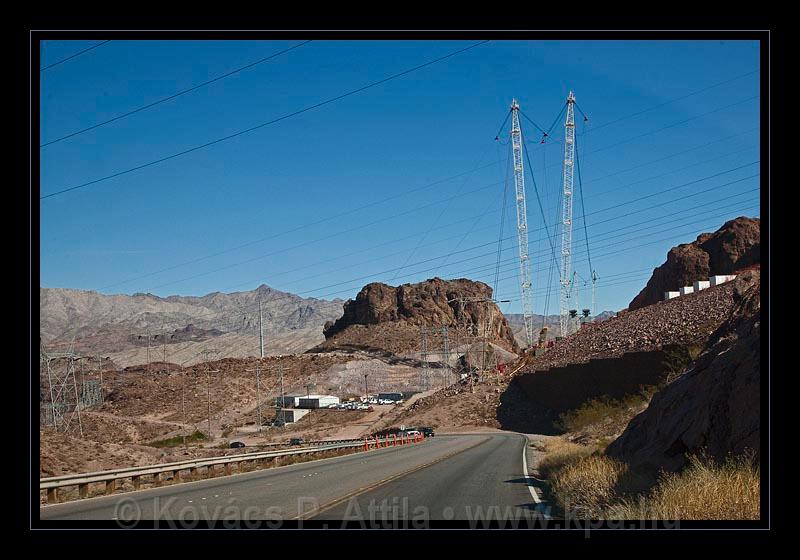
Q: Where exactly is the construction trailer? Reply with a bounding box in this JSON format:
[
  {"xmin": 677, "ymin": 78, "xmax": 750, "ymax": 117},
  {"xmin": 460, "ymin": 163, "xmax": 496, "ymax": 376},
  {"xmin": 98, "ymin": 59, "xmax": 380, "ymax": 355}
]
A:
[
  {"xmin": 378, "ymin": 392, "xmax": 404, "ymax": 401},
  {"xmin": 298, "ymin": 395, "xmax": 340, "ymax": 409}
]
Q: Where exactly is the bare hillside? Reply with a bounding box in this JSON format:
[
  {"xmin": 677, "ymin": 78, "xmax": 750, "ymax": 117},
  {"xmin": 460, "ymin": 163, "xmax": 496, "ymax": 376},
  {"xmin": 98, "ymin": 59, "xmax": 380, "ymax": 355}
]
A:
[{"xmin": 40, "ymin": 284, "xmax": 344, "ymax": 366}]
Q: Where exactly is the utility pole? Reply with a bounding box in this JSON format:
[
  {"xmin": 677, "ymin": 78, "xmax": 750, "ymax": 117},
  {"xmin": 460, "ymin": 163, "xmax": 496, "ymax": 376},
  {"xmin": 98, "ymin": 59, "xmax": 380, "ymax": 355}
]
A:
[
  {"xmin": 246, "ymin": 365, "xmax": 264, "ymax": 434},
  {"xmin": 201, "ymin": 349, "xmax": 220, "ymax": 438},
  {"xmin": 182, "ymin": 376, "xmax": 187, "ymax": 446},
  {"xmin": 95, "ymin": 354, "xmax": 103, "ymax": 398},
  {"xmin": 363, "ymin": 372, "xmax": 369, "ymax": 400},
  {"xmin": 560, "ymin": 91, "xmax": 577, "ymax": 338},
  {"xmin": 510, "ymin": 99, "xmax": 535, "ymax": 348},
  {"xmin": 259, "ymin": 299, "xmax": 265, "ymax": 358},
  {"xmin": 278, "ymin": 365, "xmax": 286, "ymax": 428},
  {"xmin": 136, "ymin": 331, "xmax": 155, "ymax": 373}
]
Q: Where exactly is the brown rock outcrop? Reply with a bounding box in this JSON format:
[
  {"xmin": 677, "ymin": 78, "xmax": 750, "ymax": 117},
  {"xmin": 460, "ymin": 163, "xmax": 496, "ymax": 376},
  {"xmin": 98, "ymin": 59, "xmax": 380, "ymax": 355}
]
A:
[
  {"xmin": 606, "ymin": 270, "xmax": 760, "ymax": 474},
  {"xmin": 322, "ymin": 278, "xmax": 519, "ymax": 354},
  {"xmin": 629, "ymin": 216, "xmax": 760, "ymax": 310}
]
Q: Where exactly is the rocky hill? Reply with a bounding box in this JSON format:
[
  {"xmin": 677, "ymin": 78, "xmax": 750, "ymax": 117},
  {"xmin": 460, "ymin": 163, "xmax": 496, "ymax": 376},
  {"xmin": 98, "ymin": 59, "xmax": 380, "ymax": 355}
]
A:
[
  {"xmin": 629, "ymin": 216, "xmax": 760, "ymax": 310},
  {"xmin": 318, "ymin": 277, "xmax": 519, "ymax": 356},
  {"xmin": 40, "ymin": 285, "xmax": 344, "ymax": 365},
  {"xmin": 606, "ymin": 268, "xmax": 760, "ymax": 474}
]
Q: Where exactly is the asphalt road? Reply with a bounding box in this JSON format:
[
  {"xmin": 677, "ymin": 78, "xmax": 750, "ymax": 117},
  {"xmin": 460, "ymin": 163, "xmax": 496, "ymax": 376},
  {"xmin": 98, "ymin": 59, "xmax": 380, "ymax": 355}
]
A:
[{"xmin": 40, "ymin": 433, "xmax": 546, "ymax": 526}]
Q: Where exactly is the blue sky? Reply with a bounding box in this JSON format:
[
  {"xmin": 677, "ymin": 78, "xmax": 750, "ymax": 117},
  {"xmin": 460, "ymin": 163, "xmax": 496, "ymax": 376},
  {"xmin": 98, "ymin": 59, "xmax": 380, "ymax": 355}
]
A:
[{"xmin": 39, "ymin": 39, "xmax": 760, "ymax": 315}]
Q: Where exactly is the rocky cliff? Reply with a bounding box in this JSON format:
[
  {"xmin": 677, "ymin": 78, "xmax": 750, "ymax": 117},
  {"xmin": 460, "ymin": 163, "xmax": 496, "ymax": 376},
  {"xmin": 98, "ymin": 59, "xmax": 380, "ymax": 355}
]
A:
[
  {"xmin": 628, "ymin": 216, "xmax": 760, "ymax": 310},
  {"xmin": 321, "ymin": 277, "xmax": 519, "ymax": 355},
  {"xmin": 606, "ymin": 269, "xmax": 760, "ymax": 474}
]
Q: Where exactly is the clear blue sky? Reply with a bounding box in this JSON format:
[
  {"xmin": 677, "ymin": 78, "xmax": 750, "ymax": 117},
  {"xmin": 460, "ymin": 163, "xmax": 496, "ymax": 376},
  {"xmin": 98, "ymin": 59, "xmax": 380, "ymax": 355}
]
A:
[{"xmin": 39, "ymin": 39, "xmax": 760, "ymax": 315}]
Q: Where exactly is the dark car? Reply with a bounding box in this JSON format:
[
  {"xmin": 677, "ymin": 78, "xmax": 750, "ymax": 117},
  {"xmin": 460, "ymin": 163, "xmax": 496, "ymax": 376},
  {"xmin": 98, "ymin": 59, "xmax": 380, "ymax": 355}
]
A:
[
  {"xmin": 289, "ymin": 437, "xmax": 305, "ymax": 446},
  {"xmin": 229, "ymin": 441, "xmax": 246, "ymax": 449},
  {"xmin": 420, "ymin": 427, "xmax": 435, "ymax": 437}
]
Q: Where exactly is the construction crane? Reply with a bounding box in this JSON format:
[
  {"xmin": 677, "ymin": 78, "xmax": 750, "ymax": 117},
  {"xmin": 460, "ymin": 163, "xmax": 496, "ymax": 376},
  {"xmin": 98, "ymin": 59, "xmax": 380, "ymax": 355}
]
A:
[
  {"xmin": 559, "ymin": 91, "xmax": 577, "ymax": 338},
  {"xmin": 509, "ymin": 99, "xmax": 535, "ymax": 348}
]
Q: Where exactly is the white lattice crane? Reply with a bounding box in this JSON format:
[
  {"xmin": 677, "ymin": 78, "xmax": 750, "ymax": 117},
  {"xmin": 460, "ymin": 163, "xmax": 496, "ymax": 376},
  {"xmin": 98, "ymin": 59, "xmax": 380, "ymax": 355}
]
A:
[
  {"xmin": 509, "ymin": 99, "xmax": 535, "ymax": 348},
  {"xmin": 559, "ymin": 91, "xmax": 576, "ymax": 338}
]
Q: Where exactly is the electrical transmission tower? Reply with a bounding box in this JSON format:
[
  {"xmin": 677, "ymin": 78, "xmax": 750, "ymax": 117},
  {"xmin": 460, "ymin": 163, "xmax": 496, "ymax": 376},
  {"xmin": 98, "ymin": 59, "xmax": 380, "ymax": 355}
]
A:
[
  {"xmin": 510, "ymin": 99, "xmax": 535, "ymax": 348},
  {"xmin": 441, "ymin": 326, "xmax": 450, "ymax": 387},
  {"xmin": 559, "ymin": 91, "xmax": 577, "ymax": 338},
  {"xmin": 420, "ymin": 326, "xmax": 429, "ymax": 390},
  {"xmin": 41, "ymin": 342, "xmax": 84, "ymax": 437}
]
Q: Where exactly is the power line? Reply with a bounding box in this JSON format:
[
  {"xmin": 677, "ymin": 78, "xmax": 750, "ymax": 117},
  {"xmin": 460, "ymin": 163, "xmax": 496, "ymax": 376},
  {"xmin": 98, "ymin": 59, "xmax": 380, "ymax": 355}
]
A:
[
  {"xmin": 161, "ymin": 194, "xmax": 761, "ymax": 338},
  {"xmin": 131, "ymin": 163, "xmax": 760, "ymax": 307},
  {"xmin": 585, "ymin": 143, "xmax": 758, "ymax": 201},
  {"xmin": 41, "ymin": 41, "xmax": 313, "ymax": 147},
  {"xmin": 574, "ymin": 133, "xmax": 593, "ymax": 277},
  {"xmin": 66, "ymin": 165, "xmax": 760, "ymax": 351},
  {"xmin": 92, "ymin": 161, "xmax": 500, "ymax": 291},
  {"xmin": 143, "ymin": 178, "xmax": 503, "ymax": 292},
  {"xmin": 200, "ymin": 204, "xmax": 762, "ymax": 363},
  {"xmin": 40, "ymin": 40, "xmax": 489, "ymax": 200},
  {"xmin": 579, "ymin": 69, "xmax": 759, "ymax": 135},
  {"xmin": 52, "ymin": 89, "xmax": 757, "ymax": 286},
  {"xmin": 40, "ymin": 40, "xmax": 111, "ymax": 72}
]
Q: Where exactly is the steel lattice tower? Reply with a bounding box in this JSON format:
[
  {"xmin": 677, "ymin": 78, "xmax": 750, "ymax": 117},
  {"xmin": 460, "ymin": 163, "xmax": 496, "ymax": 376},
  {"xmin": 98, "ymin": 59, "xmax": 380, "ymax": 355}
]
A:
[
  {"xmin": 42, "ymin": 343, "xmax": 84, "ymax": 436},
  {"xmin": 420, "ymin": 326, "xmax": 429, "ymax": 390},
  {"xmin": 560, "ymin": 92, "xmax": 577, "ymax": 338},
  {"xmin": 510, "ymin": 99, "xmax": 535, "ymax": 348}
]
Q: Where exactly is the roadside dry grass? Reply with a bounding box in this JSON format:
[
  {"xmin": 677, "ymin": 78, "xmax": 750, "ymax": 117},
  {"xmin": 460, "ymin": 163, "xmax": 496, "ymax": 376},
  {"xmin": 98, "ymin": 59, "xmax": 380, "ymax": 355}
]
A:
[
  {"xmin": 539, "ymin": 439, "xmax": 760, "ymax": 520},
  {"xmin": 608, "ymin": 453, "xmax": 760, "ymax": 520}
]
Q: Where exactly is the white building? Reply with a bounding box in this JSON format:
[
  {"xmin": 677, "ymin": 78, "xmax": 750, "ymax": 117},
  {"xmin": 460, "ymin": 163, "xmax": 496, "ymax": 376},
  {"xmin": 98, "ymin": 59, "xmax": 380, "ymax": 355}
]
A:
[
  {"xmin": 275, "ymin": 395, "xmax": 301, "ymax": 408},
  {"xmin": 298, "ymin": 395, "xmax": 340, "ymax": 409}
]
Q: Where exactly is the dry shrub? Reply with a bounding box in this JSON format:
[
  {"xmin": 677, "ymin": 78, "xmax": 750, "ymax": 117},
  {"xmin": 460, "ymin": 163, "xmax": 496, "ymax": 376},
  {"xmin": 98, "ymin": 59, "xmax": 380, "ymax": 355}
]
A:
[
  {"xmin": 536, "ymin": 439, "xmax": 597, "ymax": 479},
  {"xmin": 550, "ymin": 454, "xmax": 627, "ymax": 515},
  {"xmin": 609, "ymin": 453, "xmax": 760, "ymax": 520}
]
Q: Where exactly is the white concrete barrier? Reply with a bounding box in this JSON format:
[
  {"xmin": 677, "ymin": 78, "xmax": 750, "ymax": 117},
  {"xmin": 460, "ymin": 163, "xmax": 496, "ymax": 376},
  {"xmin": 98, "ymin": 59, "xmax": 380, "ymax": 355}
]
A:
[
  {"xmin": 693, "ymin": 280, "xmax": 710, "ymax": 292},
  {"xmin": 680, "ymin": 286, "xmax": 694, "ymax": 296},
  {"xmin": 664, "ymin": 291, "xmax": 680, "ymax": 301}
]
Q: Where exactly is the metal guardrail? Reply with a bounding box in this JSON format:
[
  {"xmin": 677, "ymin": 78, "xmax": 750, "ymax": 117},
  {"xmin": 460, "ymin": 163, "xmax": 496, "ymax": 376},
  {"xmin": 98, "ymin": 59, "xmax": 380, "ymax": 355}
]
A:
[{"xmin": 40, "ymin": 433, "xmax": 425, "ymax": 504}]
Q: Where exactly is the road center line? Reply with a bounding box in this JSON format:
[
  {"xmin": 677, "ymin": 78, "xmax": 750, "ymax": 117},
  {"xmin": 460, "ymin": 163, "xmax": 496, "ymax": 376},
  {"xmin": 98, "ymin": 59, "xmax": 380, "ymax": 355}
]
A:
[{"xmin": 296, "ymin": 437, "xmax": 490, "ymax": 520}]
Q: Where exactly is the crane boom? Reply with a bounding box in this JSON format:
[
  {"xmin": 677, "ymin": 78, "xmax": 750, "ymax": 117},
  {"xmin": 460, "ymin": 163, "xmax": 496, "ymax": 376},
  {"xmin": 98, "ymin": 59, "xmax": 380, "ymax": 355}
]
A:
[
  {"xmin": 559, "ymin": 91, "xmax": 576, "ymax": 338},
  {"xmin": 510, "ymin": 99, "xmax": 534, "ymax": 348}
]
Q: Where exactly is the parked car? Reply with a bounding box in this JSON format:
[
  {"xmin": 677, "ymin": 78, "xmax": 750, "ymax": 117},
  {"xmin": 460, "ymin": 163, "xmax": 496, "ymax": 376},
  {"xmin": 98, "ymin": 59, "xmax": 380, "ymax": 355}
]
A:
[
  {"xmin": 420, "ymin": 427, "xmax": 435, "ymax": 437},
  {"xmin": 405, "ymin": 430, "xmax": 421, "ymax": 437},
  {"xmin": 289, "ymin": 437, "xmax": 305, "ymax": 446},
  {"xmin": 229, "ymin": 441, "xmax": 246, "ymax": 448}
]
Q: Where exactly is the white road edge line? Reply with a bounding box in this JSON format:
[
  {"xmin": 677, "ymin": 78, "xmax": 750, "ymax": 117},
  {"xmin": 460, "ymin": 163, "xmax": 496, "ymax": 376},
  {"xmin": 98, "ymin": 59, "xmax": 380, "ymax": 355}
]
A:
[{"xmin": 521, "ymin": 437, "xmax": 541, "ymax": 504}]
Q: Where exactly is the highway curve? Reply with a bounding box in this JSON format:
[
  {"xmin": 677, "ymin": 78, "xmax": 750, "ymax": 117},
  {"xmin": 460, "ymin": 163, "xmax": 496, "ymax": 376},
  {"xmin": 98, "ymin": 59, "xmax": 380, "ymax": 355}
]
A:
[{"xmin": 39, "ymin": 433, "xmax": 546, "ymax": 526}]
